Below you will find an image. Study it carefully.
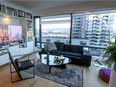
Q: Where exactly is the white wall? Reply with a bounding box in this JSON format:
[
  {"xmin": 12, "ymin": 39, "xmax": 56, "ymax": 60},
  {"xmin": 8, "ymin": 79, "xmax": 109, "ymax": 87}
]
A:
[{"xmin": 34, "ymin": 1, "xmax": 116, "ymax": 16}]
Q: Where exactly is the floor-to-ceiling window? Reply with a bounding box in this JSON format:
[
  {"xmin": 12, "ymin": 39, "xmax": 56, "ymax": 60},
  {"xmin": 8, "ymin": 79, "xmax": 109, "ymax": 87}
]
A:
[
  {"xmin": 41, "ymin": 14, "xmax": 71, "ymax": 47},
  {"xmin": 34, "ymin": 10, "xmax": 116, "ymax": 56},
  {"xmin": 34, "ymin": 17, "xmax": 40, "ymax": 47}
]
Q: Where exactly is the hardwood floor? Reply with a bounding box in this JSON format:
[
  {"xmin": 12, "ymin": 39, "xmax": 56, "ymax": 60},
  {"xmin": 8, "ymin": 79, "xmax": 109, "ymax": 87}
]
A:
[
  {"xmin": 83, "ymin": 62, "xmax": 108, "ymax": 87},
  {"xmin": 0, "ymin": 53, "xmax": 108, "ymax": 87}
]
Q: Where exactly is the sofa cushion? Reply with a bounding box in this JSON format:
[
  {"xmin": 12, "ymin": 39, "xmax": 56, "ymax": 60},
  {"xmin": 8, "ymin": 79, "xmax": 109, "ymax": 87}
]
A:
[
  {"xmin": 69, "ymin": 45, "xmax": 79, "ymax": 53},
  {"xmin": 62, "ymin": 51, "xmax": 82, "ymax": 57},
  {"xmin": 63, "ymin": 45, "xmax": 83, "ymax": 53},
  {"xmin": 54, "ymin": 42, "xmax": 64, "ymax": 51},
  {"xmin": 50, "ymin": 50, "xmax": 64, "ymax": 55},
  {"xmin": 76, "ymin": 46, "xmax": 83, "ymax": 53},
  {"xmin": 50, "ymin": 50, "xmax": 82, "ymax": 57}
]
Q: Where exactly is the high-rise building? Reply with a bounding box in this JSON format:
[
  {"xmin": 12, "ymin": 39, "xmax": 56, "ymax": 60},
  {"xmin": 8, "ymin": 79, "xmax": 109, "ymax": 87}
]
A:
[
  {"xmin": 72, "ymin": 13, "xmax": 115, "ymax": 47},
  {"xmin": 72, "ymin": 14, "xmax": 86, "ymax": 39},
  {"xmin": 86, "ymin": 14, "xmax": 114, "ymax": 47}
]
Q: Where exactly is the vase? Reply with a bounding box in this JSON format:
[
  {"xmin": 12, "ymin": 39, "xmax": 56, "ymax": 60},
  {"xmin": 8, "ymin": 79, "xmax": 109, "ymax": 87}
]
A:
[{"xmin": 108, "ymin": 70, "xmax": 116, "ymax": 87}]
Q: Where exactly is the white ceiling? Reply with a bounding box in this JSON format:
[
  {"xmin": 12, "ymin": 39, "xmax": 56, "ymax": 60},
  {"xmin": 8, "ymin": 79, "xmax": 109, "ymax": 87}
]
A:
[{"xmin": 5, "ymin": 0, "xmax": 116, "ymax": 16}]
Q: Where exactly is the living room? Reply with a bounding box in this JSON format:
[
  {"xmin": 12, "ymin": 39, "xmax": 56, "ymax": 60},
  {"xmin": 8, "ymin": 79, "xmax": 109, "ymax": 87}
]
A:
[{"xmin": 0, "ymin": 1, "xmax": 116, "ymax": 87}]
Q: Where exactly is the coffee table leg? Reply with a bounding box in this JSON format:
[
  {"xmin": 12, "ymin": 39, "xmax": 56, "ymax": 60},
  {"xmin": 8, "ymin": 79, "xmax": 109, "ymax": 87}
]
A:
[
  {"xmin": 48, "ymin": 66, "xmax": 51, "ymax": 74},
  {"xmin": 55, "ymin": 64, "xmax": 66, "ymax": 69}
]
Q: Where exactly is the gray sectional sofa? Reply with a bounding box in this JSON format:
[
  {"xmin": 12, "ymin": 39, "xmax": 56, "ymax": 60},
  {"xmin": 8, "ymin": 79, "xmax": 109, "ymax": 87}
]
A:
[{"xmin": 39, "ymin": 42, "xmax": 92, "ymax": 67}]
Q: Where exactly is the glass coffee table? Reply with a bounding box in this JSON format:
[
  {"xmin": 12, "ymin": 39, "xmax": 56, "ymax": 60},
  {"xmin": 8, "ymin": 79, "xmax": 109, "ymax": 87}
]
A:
[{"xmin": 41, "ymin": 54, "xmax": 71, "ymax": 73}]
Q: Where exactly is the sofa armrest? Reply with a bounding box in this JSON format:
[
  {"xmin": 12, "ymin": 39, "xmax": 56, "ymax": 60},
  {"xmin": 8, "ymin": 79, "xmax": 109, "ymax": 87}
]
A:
[
  {"xmin": 83, "ymin": 50, "xmax": 91, "ymax": 56},
  {"xmin": 83, "ymin": 50, "xmax": 92, "ymax": 67}
]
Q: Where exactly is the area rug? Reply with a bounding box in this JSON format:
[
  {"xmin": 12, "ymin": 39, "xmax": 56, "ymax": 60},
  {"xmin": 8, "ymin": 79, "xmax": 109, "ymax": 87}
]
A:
[{"xmin": 29, "ymin": 60, "xmax": 83, "ymax": 87}]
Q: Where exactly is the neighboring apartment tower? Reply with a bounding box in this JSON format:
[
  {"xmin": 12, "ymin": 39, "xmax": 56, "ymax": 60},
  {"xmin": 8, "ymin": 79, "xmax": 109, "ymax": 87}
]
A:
[
  {"xmin": 72, "ymin": 14, "xmax": 86, "ymax": 39},
  {"xmin": 86, "ymin": 14, "xmax": 114, "ymax": 47},
  {"xmin": 72, "ymin": 13, "xmax": 115, "ymax": 47}
]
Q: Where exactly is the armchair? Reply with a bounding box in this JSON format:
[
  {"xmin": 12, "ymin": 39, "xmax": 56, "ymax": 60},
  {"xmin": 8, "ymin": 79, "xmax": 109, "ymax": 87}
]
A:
[{"xmin": 8, "ymin": 51, "xmax": 35, "ymax": 83}]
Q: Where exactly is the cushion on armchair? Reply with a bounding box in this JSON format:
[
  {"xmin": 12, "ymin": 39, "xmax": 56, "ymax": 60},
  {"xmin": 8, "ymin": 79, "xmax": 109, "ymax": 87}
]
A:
[
  {"xmin": 15, "ymin": 59, "xmax": 21, "ymax": 68},
  {"xmin": 15, "ymin": 59, "xmax": 34, "ymax": 71}
]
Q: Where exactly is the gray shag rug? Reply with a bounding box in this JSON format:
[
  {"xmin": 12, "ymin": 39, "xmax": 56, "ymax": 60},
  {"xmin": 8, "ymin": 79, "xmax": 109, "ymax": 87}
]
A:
[{"xmin": 29, "ymin": 60, "xmax": 83, "ymax": 87}]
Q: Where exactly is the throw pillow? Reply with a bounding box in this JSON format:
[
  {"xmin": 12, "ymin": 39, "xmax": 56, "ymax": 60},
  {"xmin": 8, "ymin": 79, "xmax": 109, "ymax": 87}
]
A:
[
  {"xmin": 54, "ymin": 42, "xmax": 64, "ymax": 51},
  {"xmin": 47, "ymin": 43, "xmax": 57, "ymax": 51},
  {"xmin": 63, "ymin": 45, "xmax": 70, "ymax": 52},
  {"xmin": 68, "ymin": 45, "xmax": 78, "ymax": 53},
  {"xmin": 15, "ymin": 59, "xmax": 21, "ymax": 68}
]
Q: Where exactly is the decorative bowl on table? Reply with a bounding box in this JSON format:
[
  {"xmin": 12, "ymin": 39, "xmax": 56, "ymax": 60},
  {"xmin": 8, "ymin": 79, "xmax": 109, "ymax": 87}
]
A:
[
  {"xmin": 54, "ymin": 59, "xmax": 62, "ymax": 64},
  {"xmin": 54, "ymin": 55, "xmax": 65, "ymax": 64},
  {"xmin": 54, "ymin": 56, "xmax": 64, "ymax": 61}
]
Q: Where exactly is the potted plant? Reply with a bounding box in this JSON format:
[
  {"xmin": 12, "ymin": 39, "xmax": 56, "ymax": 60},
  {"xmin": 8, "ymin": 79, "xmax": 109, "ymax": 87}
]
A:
[{"xmin": 104, "ymin": 41, "xmax": 116, "ymax": 87}]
